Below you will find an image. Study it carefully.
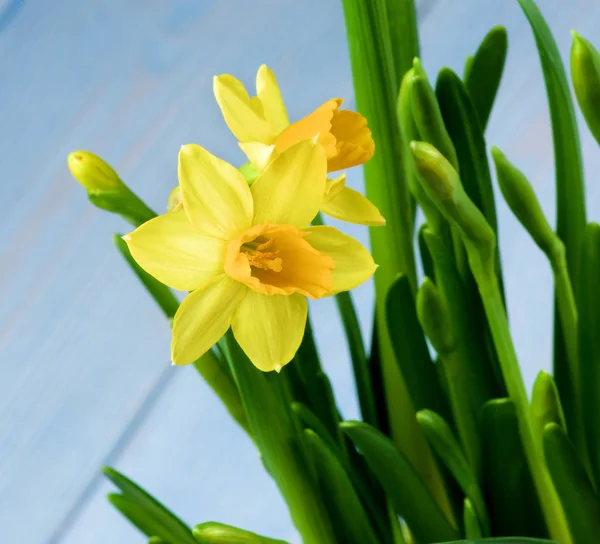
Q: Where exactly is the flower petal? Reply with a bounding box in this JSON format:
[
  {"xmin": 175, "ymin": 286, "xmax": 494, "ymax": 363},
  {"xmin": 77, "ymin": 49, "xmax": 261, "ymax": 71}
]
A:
[
  {"xmin": 238, "ymin": 141, "xmax": 276, "ymax": 172},
  {"xmin": 321, "ymin": 185, "xmax": 386, "ymax": 226},
  {"xmin": 256, "ymin": 65, "xmax": 289, "ymax": 135},
  {"xmin": 213, "ymin": 74, "xmax": 275, "ymax": 143},
  {"xmin": 326, "ymin": 110, "xmax": 375, "ymax": 172},
  {"xmin": 232, "ymin": 290, "xmax": 307, "ymax": 372},
  {"xmin": 275, "ymin": 98, "xmax": 341, "ymax": 158},
  {"xmin": 178, "ymin": 144, "xmax": 253, "ymax": 239},
  {"xmin": 123, "ymin": 210, "xmax": 226, "ymax": 291},
  {"xmin": 301, "ymin": 225, "xmax": 377, "ymax": 295},
  {"xmin": 251, "ymin": 139, "xmax": 326, "ymax": 227},
  {"xmin": 172, "ymin": 276, "xmax": 246, "ymax": 365}
]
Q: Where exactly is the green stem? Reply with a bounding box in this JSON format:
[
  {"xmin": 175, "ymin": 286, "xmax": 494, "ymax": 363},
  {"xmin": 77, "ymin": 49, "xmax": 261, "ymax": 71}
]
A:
[{"xmin": 480, "ymin": 279, "xmax": 571, "ymax": 544}]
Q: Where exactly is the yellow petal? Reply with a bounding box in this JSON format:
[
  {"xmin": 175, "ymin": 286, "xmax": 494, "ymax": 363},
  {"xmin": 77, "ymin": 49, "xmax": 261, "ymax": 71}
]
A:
[
  {"xmin": 301, "ymin": 225, "xmax": 377, "ymax": 295},
  {"xmin": 123, "ymin": 210, "xmax": 226, "ymax": 291},
  {"xmin": 213, "ymin": 74, "xmax": 275, "ymax": 143},
  {"xmin": 238, "ymin": 141, "xmax": 276, "ymax": 172},
  {"xmin": 178, "ymin": 144, "xmax": 253, "ymax": 239},
  {"xmin": 172, "ymin": 276, "xmax": 246, "ymax": 365},
  {"xmin": 251, "ymin": 139, "xmax": 326, "ymax": 228},
  {"xmin": 275, "ymin": 98, "xmax": 341, "ymax": 158},
  {"xmin": 232, "ymin": 290, "xmax": 307, "ymax": 372},
  {"xmin": 167, "ymin": 186, "xmax": 183, "ymax": 212},
  {"xmin": 256, "ymin": 65, "xmax": 289, "ymax": 135},
  {"xmin": 326, "ymin": 110, "xmax": 375, "ymax": 173},
  {"xmin": 321, "ymin": 185, "xmax": 386, "ymax": 226}
]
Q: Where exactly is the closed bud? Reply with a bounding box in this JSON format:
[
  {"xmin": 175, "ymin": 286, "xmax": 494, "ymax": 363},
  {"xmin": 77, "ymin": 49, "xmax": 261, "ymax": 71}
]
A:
[
  {"xmin": 492, "ymin": 147, "xmax": 556, "ymax": 256},
  {"xmin": 67, "ymin": 151, "xmax": 124, "ymax": 192},
  {"xmin": 571, "ymin": 31, "xmax": 600, "ymax": 147},
  {"xmin": 192, "ymin": 522, "xmax": 288, "ymax": 544},
  {"xmin": 411, "ymin": 141, "xmax": 494, "ymax": 253},
  {"xmin": 416, "ymin": 277, "xmax": 455, "ymax": 355},
  {"xmin": 411, "ymin": 58, "xmax": 458, "ymax": 168},
  {"xmin": 531, "ymin": 370, "xmax": 567, "ymax": 440}
]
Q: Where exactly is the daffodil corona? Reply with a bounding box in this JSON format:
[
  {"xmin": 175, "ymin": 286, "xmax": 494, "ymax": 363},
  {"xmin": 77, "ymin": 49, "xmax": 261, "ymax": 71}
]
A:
[
  {"xmin": 213, "ymin": 65, "xmax": 385, "ymax": 226},
  {"xmin": 124, "ymin": 140, "xmax": 377, "ymax": 372}
]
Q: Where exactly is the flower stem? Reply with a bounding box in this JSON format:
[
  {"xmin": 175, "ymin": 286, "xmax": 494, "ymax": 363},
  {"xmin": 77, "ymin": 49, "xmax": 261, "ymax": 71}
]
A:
[{"xmin": 480, "ymin": 278, "xmax": 571, "ymax": 544}]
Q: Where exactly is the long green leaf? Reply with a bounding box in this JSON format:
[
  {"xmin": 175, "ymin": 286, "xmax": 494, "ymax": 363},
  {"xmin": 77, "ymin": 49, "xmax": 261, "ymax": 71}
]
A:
[
  {"xmin": 578, "ymin": 223, "xmax": 600, "ymax": 487},
  {"xmin": 341, "ymin": 421, "xmax": 459, "ymax": 544},
  {"xmin": 543, "ymin": 423, "xmax": 600, "ymax": 543},
  {"xmin": 341, "ymin": 1, "xmax": 441, "ymax": 501},
  {"xmin": 385, "ymin": 275, "xmax": 450, "ymax": 420},
  {"xmin": 417, "ymin": 410, "xmax": 489, "ymax": 536},
  {"xmin": 464, "ymin": 26, "xmax": 508, "ymax": 130},
  {"xmin": 440, "ymin": 539, "xmax": 557, "ymax": 544},
  {"xmin": 103, "ymin": 468, "xmax": 195, "ymax": 544},
  {"xmin": 480, "ymin": 400, "xmax": 546, "ymax": 538},
  {"xmin": 517, "ymin": 0, "xmax": 586, "ymax": 441},
  {"xmin": 305, "ymin": 430, "xmax": 379, "ymax": 544}
]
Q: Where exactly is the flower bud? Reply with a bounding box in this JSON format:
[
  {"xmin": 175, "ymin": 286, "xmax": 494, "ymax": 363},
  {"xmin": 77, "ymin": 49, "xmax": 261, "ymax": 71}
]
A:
[
  {"xmin": 571, "ymin": 31, "xmax": 600, "ymax": 147},
  {"xmin": 531, "ymin": 370, "xmax": 567, "ymax": 440},
  {"xmin": 192, "ymin": 522, "xmax": 288, "ymax": 544},
  {"xmin": 67, "ymin": 151, "xmax": 124, "ymax": 192},
  {"xmin": 416, "ymin": 277, "xmax": 455, "ymax": 355},
  {"xmin": 410, "ymin": 141, "xmax": 494, "ymax": 251},
  {"xmin": 492, "ymin": 146, "xmax": 556, "ymax": 256},
  {"xmin": 411, "ymin": 58, "xmax": 458, "ymax": 169}
]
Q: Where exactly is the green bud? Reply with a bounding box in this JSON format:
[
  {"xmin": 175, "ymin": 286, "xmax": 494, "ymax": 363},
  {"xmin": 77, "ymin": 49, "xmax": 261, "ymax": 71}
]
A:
[
  {"xmin": 492, "ymin": 146, "xmax": 556, "ymax": 256},
  {"xmin": 531, "ymin": 370, "xmax": 567, "ymax": 441},
  {"xmin": 416, "ymin": 277, "xmax": 455, "ymax": 355},
  {"xmin": 571, "ymin": 31, "xmax": 600, "ymax": 147},
  {"xmin": 167, "ymin": 186, "xmax": 182, "ymax": 212},
  {"xmin": 192, "ymin": 522, "xmax": 288, "ymax": 544},
  {"xmin": 410, "ymin": 141, "xmax": 494, "ymax": 251},
  {"xmin": 410, "ymin": 58, "xmax": 458, "ymax": 169},
  {"xmin": 67, "ymin": 150, "xmax": 124, "ymax": 192}
]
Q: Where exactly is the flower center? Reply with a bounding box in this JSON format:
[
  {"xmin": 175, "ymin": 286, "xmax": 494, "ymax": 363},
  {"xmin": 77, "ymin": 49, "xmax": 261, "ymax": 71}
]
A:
[{"xmin": 225, "ymin": 224, "xmax": 334, "ymax": 298}]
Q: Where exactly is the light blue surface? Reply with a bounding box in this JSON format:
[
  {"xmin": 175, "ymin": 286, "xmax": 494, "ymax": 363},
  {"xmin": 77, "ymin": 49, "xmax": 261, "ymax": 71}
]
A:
[{"xmin": 1, "ymin": 0, "xmax": 599, "ymax": 542}]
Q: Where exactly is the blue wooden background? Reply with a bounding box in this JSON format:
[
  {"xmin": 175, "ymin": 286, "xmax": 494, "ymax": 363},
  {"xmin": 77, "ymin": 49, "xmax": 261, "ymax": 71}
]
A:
[{"xmin": 1, "ymin": 0, "xmax": 599, "ymax": 542}]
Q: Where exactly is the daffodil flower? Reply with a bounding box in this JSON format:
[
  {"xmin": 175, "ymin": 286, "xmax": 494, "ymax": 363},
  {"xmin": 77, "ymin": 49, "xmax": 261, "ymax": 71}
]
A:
[
  {"xmin": 213, "ymin": 65, "xmax": 385, "ymax": 227},
  {"xmin": 123, "ymin": 140, "xmax": 377, "ymax": 372}
]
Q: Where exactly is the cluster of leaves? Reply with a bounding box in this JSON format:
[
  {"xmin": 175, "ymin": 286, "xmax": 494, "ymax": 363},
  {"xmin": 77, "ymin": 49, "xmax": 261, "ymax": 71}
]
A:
[{"xmin": 70, "ymin": 0, "xmax": 600, "ymax": 543}]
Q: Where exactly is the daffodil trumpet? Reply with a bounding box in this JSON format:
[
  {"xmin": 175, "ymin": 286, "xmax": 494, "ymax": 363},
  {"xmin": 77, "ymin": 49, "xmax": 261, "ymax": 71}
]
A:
[
  {"xmin": 124, "ymin": 140, "xmax": 377, "ymax": 372},
  {"xmin": 213, "ymin": 65, "xmax": 385, "ymax": 227}
]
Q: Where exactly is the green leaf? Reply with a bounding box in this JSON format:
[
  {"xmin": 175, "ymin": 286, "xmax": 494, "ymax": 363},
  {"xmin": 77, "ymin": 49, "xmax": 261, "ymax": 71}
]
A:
[
  {"xmin": 480, "ymin": 400, "xmax": 546, "ymax": 538},
  {"xmin": 463, "ymin": 498, "xmax": 483, "ymax": 540},
  {"xmin": 304, "ymin": 430, "xmax": 379, "ymax": 544},
  {"xmin": 385, "ymin": 275, "xmax": 450, "ymax": 421},
  {"xmin": 543, "ymin": 423, "xmax": 600, "ymax": 543},
  {"xmin": 113, "ymin": 234, "xmax": 179, "ymax": 320},
  {"xmin": 518, "ymin": 0, "xmax": 586, "ymax": 444},
  {"xmin": 418, "ymin": 223, "xmax": 436, "ymax": 282},
  {"xmin": 192, "ymin": 522, "xmax": 289, "ymax": 543},
  {"xmin": 103, "ymin": 468, "xmax": 195, "ymax": 544},
  {"xmin": 438, "ymin": 539, "xmax": 557, "ymax": 544},
  {"xmin": 517, "ymin": 0, "xmax": 585, "ymax": 281},
  {"xmin": 417, "ymin": 410, "xmax": 489, "ymax": 536},
  {"xmin": 341, "ymin": 421, "xmax": 459, "ymax": 543},
  {"xmin": 578, "ymin": 222, "xmax": 600, "ymax": 487},
  {"xmin": 383, "ymin": 0, "xmax": 419, "ymax": 89},
  {"xmin": 464, "ymin": 26, "xmax": 508, "ymax": 129}
]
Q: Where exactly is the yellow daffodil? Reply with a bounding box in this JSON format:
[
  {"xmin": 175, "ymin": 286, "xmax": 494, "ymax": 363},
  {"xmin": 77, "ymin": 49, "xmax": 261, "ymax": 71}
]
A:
[
  {"xmin": 213, "ymin": 65, "xmax": 385, "ymax": 226},
  {"xmin": 123, "ymin": 140, "xmax": 377, "ymax": 372}
]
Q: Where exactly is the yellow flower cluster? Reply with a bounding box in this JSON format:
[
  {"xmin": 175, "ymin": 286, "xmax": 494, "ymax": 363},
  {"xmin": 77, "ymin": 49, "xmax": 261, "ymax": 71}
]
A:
[{"xmin": 124, "ymin": 65, "xmax": 383, "ymax": 372}]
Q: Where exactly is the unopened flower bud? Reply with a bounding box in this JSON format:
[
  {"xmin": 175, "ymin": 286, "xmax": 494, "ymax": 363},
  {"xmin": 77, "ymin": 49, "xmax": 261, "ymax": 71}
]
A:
[
  {"xmin": 492, "ymin": 146, "xmax": 555, "ymax": 256},
  {"xmin": 571, "ymin": 31, "xmax": 600, "ymax": 147},
  {"xmin": 416, "ymin": 277, "xmax": 455, "ymax": 355},
  {"xmin": 192, "ymin": 522, "xmax": 288, "ymax": 544},
  {"xmin": 67, "ymin": 151, "xmax": 124, "ymax": 192}
]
